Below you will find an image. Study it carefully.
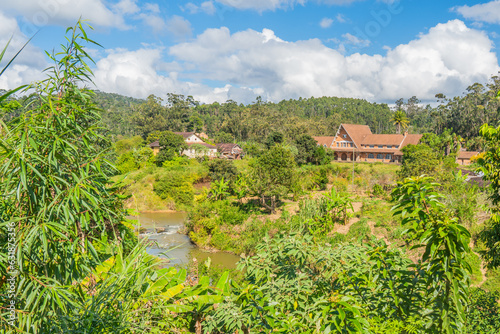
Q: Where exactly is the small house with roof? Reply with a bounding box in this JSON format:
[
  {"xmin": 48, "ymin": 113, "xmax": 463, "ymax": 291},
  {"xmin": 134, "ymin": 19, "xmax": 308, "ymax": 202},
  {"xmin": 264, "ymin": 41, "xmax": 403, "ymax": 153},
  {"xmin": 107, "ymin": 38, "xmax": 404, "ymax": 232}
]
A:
[
  {"xmin": 149, "ymin": 132, "xmax": 217, "ymax": 158},
  {"xmin": 456, "ymin": 151, "xmax": 479, "ymax": 166},
  {"xmin": 216, "ymin": 143, "xmax": 243, "ymax": 159}
]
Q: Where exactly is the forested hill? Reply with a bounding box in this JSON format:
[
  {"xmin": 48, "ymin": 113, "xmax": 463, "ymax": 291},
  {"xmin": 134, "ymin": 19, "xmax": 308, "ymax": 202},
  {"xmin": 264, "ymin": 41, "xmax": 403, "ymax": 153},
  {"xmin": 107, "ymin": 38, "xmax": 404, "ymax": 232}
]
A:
[
  {"xmin": 5, "ymin": 73, "xmax": 500, "ymax": 148},
  {"xmin": 91, "ymin": 90, "xmax": 145, "ymax": 137},
  {"xmin": 89, "ymin": 74, "xmax": 500, "ymax": 151},
  {"xmin": 91, "ymin": 92, "xmax": 393, "ymax": 141}
]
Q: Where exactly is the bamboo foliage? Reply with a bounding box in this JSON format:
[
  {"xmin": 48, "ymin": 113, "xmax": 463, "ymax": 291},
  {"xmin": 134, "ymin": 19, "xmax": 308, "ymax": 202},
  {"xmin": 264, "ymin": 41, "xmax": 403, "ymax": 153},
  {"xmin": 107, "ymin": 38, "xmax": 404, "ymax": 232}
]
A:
[{"xmin": 0, "ymin": 21, "xmax": 128, "ymax": 333}]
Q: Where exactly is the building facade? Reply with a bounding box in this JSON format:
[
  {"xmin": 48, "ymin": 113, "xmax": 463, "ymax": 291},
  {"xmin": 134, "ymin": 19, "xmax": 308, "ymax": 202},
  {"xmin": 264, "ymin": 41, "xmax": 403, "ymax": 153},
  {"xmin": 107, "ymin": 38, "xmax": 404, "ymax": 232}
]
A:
[
  {"xmin": 149, "ymin": 132, "xmax": 216, "ymax": 158},
  {"xmin": 315, "ymin": 124, "xmax": 422, "ymax": 163}
]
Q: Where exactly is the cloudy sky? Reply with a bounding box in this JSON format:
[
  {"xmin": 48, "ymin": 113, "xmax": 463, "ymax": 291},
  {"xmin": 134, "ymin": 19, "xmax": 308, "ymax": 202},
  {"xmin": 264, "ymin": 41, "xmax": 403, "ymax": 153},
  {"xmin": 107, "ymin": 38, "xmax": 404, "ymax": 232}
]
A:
[{"xmin": 0, "ymin": 0, "xmax": 500, "ymax": 105}]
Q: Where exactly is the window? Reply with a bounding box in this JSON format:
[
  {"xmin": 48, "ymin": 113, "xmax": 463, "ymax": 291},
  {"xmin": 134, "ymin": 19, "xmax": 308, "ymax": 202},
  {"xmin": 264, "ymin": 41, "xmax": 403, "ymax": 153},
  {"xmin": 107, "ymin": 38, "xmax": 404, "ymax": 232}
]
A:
[
  {"xmin": 369, "ymin": 145, "xmax": 374, "ymax": 148},
  {"xmin": 368, "ymin": 153, "xmax": 374, "ymax": 159},
  {"xmin": 395, "ymin": 145, "xmax": 399, "ymax": 149},
  {"xmin": 337, "ymin": 142, "xmax": 339, "ymax": 147},
  {"xmin": 343, "ymin": 134, "xmax": 347, "ymax": 138},
  {"xmin": 377, "ymin": 154, "xmax": 383, "ymax": 159},
  {"xmin": 387, "ymin": 145, "xmax": 392, "ymax": 149},
  {"xmin": 386, "ymin": 154, "xmax": 391, "ymax": 160},
  {"xmin": 378, "ymin": 145, "xmax": 383, "ymax": 148},
  {"xmin": 323, "ymin": 144, "xmax": 327, "ymax": 148}
]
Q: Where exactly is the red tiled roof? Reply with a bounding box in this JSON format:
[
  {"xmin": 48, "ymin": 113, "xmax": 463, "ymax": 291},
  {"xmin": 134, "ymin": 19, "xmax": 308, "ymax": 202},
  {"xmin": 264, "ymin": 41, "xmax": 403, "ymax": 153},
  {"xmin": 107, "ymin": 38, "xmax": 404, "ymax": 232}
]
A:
[
  {"xmin": 341, "ymin": 124, "xmax": 372, "ymax": 148},
  {"xmin": 457, "ymin": 151, "xmax": 479, "ymax": 159},
  {"xmin": 360, "ymin": 134, "xmax": 404, "ymax": 146},
  {"xmin": 149, "ymin": 140, "xmax": 160, "ymax": 148},
  {"xmin": 401, "ymin": 134, "xmax": 423, "ymax": 147},
  {"xmin": 313, "ymin": 136, "xmax": 335, "ymax": 147}
]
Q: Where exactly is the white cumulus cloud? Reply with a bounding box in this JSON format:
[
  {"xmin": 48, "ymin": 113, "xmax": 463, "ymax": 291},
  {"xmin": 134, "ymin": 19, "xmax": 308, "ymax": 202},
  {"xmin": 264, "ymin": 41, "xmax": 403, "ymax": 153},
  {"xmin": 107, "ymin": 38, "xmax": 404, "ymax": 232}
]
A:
[
  {"xmin": 92, "ymin": 47, "xmax": 259, "ymax": 103},
  {"xmin": 167, "ymin": 20, "xmax": 499, "ymax": 103},
  {"xmin": 0, "ymin": 11, "xmax": 47, "ymax": 90},
  {"xmin": 453, "ymin": 1, "xmax": 500, "ymax": 24},
  {"xmin": 0, "ymin": 0, "xmax": 130, "ymax": 32}
]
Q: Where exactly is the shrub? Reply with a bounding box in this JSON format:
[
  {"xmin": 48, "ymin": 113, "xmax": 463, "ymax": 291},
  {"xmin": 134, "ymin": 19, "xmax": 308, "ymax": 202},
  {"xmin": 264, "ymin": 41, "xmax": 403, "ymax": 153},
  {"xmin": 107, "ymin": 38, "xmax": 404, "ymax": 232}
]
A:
[
  {"xmin": 116, "ymin": 151, "xmax": 138, "ymax": 173},
  {"xmin": 114, "ymin": 135, "xmax": 144, "ymax": 155},
  {"xmin": 331, "ymin": 176, "xmax": 348, "ymax": 192},
  {"xmin": 207, "ymin": 159, "xmax": 238, "ymax": 183},
  {"xmin": 134, "ymin": 146, "xmax": 154, "ymax": 168},
  {"xmin": 154, "ymin": 171, "xmax": 194, "ymax": 207},
  {"xmin": 371, "ymin": 183, "xmax": 385, "ymax": 198}
]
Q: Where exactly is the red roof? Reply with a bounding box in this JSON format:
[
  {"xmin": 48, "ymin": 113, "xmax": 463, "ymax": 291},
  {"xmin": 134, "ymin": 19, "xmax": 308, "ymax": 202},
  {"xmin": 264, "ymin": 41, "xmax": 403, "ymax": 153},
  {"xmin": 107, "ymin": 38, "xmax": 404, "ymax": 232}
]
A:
[
  {"xmin": 360, "ymin": 134, "xmax": 404, "ymax": 146},
  {"xmin": 340, "ymin": 124, "xmax": 372, "ymax": 148},
  {"xmin": 313, "ymin": 136, "xmax": 335, "ymax": 147},
  {"xmin": 401, "ymin": 134, "xmax": 423, "ymax": 147}
]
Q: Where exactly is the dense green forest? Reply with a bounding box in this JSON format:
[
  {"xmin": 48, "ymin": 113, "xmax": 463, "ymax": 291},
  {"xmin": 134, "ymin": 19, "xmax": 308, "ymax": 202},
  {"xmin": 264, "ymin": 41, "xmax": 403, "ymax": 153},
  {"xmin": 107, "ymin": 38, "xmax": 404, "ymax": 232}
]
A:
[{"xmin": 3, "ymin": 21, "xmax": 500, "ymax": 334}]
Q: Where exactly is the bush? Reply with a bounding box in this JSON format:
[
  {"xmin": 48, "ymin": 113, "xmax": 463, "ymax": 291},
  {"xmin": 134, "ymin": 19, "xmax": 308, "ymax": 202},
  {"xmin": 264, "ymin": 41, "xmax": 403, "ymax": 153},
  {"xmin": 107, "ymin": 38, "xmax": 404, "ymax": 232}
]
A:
[
  {"xmin": 114, "ymin": 135, "xmax": 144, "ymax": 155},
  {"xmin": 154, "ymin": 171, "xmax": 194, "ymax": 207},
  {"xmin": 466, "ymin": 288, "xmax": 500, "ymax": 333},
  {"xmin": 371, "ymin": 184, "xmax": 385, "ymax": 198},
  {"xmin": 134, "ymin": 146, "xmax": 154, "ymax": 168},
  {"xmin": 207, "ymin": 159, "xmax": 238, "ymax": 183},
  {"xmin": 331, "ymin": 176, "xmax": 348, "ymax": 192},
  {"xmin": 116, "ymin": 151, "xmax": 138, "ymax": 174}
]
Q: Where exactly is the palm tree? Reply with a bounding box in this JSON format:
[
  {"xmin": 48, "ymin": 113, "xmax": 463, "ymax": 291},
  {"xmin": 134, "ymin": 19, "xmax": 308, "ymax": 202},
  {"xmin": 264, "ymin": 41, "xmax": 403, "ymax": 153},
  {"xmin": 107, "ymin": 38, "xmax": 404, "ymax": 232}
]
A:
[{"xmin": 391, "ymin": 110, "xmax": 409, "ymax": 134}]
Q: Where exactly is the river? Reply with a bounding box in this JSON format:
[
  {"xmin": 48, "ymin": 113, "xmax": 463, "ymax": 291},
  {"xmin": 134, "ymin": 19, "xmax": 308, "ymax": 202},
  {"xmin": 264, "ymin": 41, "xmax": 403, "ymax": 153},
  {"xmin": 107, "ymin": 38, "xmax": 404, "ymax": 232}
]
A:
[{"xmin": 130, "ymin": 212, "xmax": 241, "ymax": 269}]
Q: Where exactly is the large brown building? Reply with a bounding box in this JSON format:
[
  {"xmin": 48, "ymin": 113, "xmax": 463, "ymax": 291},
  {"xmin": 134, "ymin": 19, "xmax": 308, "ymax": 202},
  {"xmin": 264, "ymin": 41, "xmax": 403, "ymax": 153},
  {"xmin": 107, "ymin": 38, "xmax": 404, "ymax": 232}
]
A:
[{"xmin": 314, "ymin": 124, "xmax": 422, "ymax": 163}]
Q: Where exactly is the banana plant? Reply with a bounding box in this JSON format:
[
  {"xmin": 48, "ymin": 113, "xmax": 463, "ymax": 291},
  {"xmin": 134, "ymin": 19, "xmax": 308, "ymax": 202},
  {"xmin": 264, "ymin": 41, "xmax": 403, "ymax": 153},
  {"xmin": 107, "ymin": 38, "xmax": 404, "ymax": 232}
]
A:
[
  {"xmin": 209, "ymin": 177, "xmax": 230, "ymax": 201},
  {"xmin": 181, "ymin": 271, "xmax": 232, "ymax": 334}
]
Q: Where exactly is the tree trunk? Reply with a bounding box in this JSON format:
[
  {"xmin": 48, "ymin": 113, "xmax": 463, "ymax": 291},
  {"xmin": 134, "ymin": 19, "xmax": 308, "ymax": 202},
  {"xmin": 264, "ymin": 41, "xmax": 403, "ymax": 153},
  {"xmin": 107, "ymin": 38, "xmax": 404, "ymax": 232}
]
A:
[{"xmin": 260, "ymin": 195, "xmax": 274, "ymax": 213}]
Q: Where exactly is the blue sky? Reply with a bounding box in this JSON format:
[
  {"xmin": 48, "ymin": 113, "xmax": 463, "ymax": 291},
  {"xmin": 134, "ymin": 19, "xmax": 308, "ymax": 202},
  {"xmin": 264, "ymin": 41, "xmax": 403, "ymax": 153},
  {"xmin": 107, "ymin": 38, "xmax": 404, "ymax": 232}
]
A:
[{"xmin": 1, "ymin": 0, "xmax": 500, "ymax": 105}]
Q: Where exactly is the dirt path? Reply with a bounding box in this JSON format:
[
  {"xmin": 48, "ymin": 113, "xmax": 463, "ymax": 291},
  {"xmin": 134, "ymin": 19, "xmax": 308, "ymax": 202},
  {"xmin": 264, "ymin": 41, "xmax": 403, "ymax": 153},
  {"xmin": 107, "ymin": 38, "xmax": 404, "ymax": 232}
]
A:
[
  {"xmin": 367, "ymin": 220, "xmax": 391, "ymax": 245},
  {"xmin": 334, "ymin": 217, "xmax": 359, "ymax": 234},
  {"xmin": 469, "ymin": 239, "xmax": 488, "ymax": 287},
  {"xmin": 333, "ymin": 202, "xmax": 362, "ymax": 234}
]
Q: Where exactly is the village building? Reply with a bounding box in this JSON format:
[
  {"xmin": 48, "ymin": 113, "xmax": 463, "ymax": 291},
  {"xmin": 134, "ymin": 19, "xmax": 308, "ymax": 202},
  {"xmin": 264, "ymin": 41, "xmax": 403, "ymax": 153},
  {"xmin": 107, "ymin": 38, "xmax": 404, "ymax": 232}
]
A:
[
  {"xmin": 456, "ymin": 150, "xmax": 479, "ymax": 166},
  {"xmin": 216, "ymin": 143, "xmax": 244, "ymax": 159},
  {"xmin": 315, "ymin": 124, "xmax": 423, "ymax": 163},
  {"xmin": 149, "ymin": 140, "xmax": 161, "ymax": 155},
  {"xmin": 183, "ymin": 142, "xmax": 218, "ymax": 158},
  {"xmin": 149, "ymin": 132, "xmax": 216, "ymax": 157},
  {"xmin": 148, "ymin": 132, "xmax": 246, "ymax": 159}
]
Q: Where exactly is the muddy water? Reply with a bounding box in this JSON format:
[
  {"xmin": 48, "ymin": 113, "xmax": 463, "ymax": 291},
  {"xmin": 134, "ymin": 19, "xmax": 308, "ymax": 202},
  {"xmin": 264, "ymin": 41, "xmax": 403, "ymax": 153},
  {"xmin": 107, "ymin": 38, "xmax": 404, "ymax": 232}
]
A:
[{"xmin": 130, "ymin": 212, "xmax": 240, "ymax": 268}]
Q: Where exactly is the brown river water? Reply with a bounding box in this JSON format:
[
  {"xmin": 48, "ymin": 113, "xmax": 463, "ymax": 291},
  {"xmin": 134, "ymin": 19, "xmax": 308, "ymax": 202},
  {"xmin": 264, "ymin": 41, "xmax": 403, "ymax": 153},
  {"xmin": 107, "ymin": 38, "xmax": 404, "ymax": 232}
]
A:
[{"xmin": 129, "ymin": 212, "xmax": 241, "ymax": 269}]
